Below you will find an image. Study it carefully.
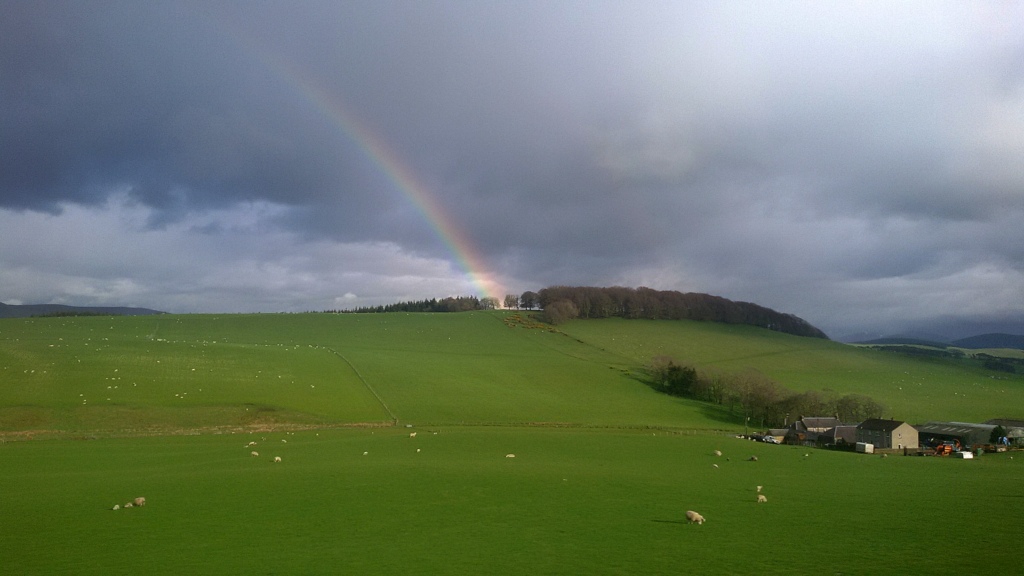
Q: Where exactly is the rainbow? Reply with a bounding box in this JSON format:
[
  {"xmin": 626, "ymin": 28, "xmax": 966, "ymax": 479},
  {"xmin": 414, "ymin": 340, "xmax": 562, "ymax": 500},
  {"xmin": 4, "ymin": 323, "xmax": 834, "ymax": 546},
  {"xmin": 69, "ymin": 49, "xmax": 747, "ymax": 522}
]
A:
[{"xmin": 235, "ymin": 37, "xmax": 503, "ymax": 302}]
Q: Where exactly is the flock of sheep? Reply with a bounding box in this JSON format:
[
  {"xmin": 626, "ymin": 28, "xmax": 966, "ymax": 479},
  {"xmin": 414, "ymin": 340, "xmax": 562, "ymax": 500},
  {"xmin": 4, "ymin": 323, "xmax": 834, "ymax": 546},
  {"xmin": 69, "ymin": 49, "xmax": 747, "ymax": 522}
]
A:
[
  {"xmin": 687, "ymin": 449, "xmax": 770, "ymax": 525},
  {"xmin": 107, "ymin": 432, "xmax": 760, "ymax": 525},
  {"xmin": 247, "ymin": 440, "xmax": 283, "ymax": 463}
]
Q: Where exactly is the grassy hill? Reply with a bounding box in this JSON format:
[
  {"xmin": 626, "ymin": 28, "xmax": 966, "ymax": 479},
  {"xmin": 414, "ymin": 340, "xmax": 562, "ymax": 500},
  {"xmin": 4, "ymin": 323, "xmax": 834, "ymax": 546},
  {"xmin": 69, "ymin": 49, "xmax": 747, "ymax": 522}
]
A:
[
  {"xmin": 2, "ymin": 311, "xmax": 1023, "ymax": 575},
  {"xmin": 2, "ymin": 311, "xmax": 1022, "ymax": 437}
]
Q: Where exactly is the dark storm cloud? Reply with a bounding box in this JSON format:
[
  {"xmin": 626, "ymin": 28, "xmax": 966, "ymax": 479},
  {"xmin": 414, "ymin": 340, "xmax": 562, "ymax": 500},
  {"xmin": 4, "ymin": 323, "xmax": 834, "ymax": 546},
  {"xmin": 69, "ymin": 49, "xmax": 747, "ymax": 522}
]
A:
[
  {"xmin": 1, "ymin": 1, "xmax": 1022, "ymax": 336},
  {"xmin": 0, "ymin": 1, "xmax": 402, "ymax": 236}
]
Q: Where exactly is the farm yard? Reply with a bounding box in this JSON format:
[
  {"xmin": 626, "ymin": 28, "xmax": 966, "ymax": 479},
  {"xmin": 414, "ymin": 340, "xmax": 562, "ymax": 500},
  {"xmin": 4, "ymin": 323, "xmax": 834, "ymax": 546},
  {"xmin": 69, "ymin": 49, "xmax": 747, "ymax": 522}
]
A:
[{"xmin": 2, "ymin": 312, "xmax": 1023, "ymax": 574}]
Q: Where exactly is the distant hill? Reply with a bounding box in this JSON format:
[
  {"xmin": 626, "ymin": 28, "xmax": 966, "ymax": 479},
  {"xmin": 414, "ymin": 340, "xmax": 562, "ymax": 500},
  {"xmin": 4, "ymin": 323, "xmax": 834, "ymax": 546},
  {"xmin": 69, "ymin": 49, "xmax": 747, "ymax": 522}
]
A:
[
  {"xmin": 951, "ymin": 333, "xmax": 1024, "ymax": 350},
  {"xmin": 0, "ymin": 302, "xmax": 166, "ymax": 319},
  {"xmin": 853, "ymin": 337, "xmax": 950, "ymax": 348},
  {"xmin": 535, "ymin": 286, "xmax": 829, "ymax": 339}
]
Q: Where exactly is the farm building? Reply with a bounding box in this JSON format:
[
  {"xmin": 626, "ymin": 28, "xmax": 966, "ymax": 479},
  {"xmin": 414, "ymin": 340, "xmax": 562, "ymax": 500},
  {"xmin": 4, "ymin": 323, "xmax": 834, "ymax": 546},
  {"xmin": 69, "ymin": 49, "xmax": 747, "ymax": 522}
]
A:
[
  {"xmin": 984, "ymin": 419, "xmax": 1024, "ymax": 445},
  {"xmin": 855, "ymin": 419, "xmax": 918, "ymax": 450},
  {"xmin": 793, "ymin": 416, "xmax": 843, "ymax": 433},
  {"xmin": 916, "ymin": 422, "xmax": 996, "ymax": 449},
  {"xmin": 818, "ymin": 425, "xmax": 858, "ymax": 447},
  {"xmin": 785, "ymin": 417, "xmax": 845, "ymax": 446}
]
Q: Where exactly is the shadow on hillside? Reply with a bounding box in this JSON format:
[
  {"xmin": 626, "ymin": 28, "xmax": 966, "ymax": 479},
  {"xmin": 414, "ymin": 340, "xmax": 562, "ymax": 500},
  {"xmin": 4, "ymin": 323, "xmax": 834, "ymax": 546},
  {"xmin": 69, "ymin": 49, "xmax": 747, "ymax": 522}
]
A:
[
  {"xmin": 651, "ymin": 519, "xmax": 688, "ymax": 525},
  {"xmin": 697, "ymin": 404, "xmax": 743, "ymax": 427},
  {"xmin": 627, "ymin": 371, "xmax": 744, "ymax": 429}
]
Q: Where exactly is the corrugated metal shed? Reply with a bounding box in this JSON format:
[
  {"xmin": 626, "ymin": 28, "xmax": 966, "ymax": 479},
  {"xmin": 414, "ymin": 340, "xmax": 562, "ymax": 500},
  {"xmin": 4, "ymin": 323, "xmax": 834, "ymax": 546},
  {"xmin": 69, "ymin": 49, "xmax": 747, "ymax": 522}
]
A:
[{"xmin": 917, "ymin": 421, "xmax": 996, "ymax": 447}]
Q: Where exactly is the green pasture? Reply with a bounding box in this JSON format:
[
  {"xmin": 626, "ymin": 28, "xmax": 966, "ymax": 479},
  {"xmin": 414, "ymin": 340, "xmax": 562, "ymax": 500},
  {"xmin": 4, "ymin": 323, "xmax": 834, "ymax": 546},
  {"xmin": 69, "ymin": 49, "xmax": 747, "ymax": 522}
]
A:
[
  {"xmin": 559, "ymin": 317, "xmax": 1024, "ymax": 423},
  {"xmin": 2, "ymin": 312, "xmax": 1024, "ymax": 573},
  {"xmin": 3, "ymin": 312, "xmax": 1023, "ymax": 433},
  {"xmin": 2, "ymin": 427, "xmax": 1020, "ymax": 575}
]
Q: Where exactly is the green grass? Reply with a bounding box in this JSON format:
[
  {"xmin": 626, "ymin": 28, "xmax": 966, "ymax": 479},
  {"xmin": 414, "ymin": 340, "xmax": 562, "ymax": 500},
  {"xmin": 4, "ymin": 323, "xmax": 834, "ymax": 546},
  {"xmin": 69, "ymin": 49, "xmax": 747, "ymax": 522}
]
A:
[
  {"xmin": 2, "ymin": 312, "xmax": 1024, "ymax": 574},
  {"xmin": 558, "ymin": 317, "xmax": 1024, "ymax": 423},
  {"xmin": 1, "ymin": 427, "xmax": 1020, "ymax": 575}
]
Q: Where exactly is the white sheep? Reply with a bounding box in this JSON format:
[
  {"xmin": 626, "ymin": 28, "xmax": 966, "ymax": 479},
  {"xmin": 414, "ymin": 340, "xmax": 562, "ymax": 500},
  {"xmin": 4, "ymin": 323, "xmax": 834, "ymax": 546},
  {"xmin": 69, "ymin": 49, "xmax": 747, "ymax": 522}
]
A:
[
  {"xmin": 251, "ymin": 451, "xmax": 259, "ymax": 457},
  {"xmin": 124, "ymin": 502, "xmax": 133, "ymax": 508},
  {"xmin": 409, "ymin": 432, "xmax": 417, "ymax": 438},
  {"xmin": 133, "ymin": 497, "xmax": 146, "ymax": 507},
  {"xmin": 274, "ymin": 456, "xmax": 282, "ymax": 463},
  {"xmin": 757, "ymin": 494, "xmax": 767, "ymax": 503},
  {"xmin": 749, "ymin": 455, "xmax": 758, "ymax": 462},
  {"xmin": 713, "ymin": 450, "xmax": 722, "ymax": 457},
  {"xmin": 712, "ymin": 464, "xmax": 718, "ymax": 468},
  {"xmin": 112, "ymin": 504, "xmax": 120, "ymax": 511},
  {"xmin": 685, "ymin": 510, "xmax": 705, "ymax": 524},
  {"xmin": 505, "ymin": 453, "xmax": 516, "ymax": 458}
]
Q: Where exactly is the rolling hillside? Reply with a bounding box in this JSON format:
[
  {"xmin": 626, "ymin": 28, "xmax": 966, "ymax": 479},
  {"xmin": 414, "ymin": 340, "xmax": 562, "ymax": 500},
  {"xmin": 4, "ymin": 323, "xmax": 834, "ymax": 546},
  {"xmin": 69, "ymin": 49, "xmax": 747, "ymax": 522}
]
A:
[
  {"xmin": 2, "ymin": 311, "xmax": 1023, "ymax": 575},
  {"xmin": 1, "ymin": 311, "xmax": 1022, "ymax": 437}
]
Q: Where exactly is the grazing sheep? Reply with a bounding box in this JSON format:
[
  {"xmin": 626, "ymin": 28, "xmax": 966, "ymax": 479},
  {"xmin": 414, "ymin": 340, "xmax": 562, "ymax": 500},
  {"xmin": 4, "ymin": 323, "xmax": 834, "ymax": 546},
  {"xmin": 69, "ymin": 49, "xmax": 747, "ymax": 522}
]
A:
[
  {"xmin": 247, "ymin": 441, "xmax": 257, "ymax": 447},
  {"xmin": 713, "ymin": 450, "xmax": 722, "ymax": 457},
  {"xmin": 505, "ymin": 453, "xmax": 516, "ymax": 458},
  {"xmin": 251, "ymin": 451, "xmax": 259, "ymax": 457},
  {"xmin": 409, "ymin": 432, "xmax": 417, "ymax": 438},
  {"xmin": 112, "ymin": 504, "xmax": 120, "ymax": 511},
  {"xmin": 685, "ymin": 510, "xmax": 705, "ymax": 524},
  {"xmin": 133, "ymin": 497, "xmax": 146, "ymax": 507},
  {"xmin": 748, "ymin": 455, "xmax": 758, "ymax": 462},
  {"xmin": 273, "ymin": 456, "xmax": 281, "ymax": 463},
  {"xmin": 712, "ymin": 464, "xmax": 719, "ymax": 468},
  {"xmin": 757, "ymin": 485, "xmax": 763, "ymax": 493},
  {"xmin": 124, "ymin": 502, "xmax": 133, "ymax": 508},
  {"xmin": 757, "ymin": 494, "xmax": 767, "ymax": 503}
]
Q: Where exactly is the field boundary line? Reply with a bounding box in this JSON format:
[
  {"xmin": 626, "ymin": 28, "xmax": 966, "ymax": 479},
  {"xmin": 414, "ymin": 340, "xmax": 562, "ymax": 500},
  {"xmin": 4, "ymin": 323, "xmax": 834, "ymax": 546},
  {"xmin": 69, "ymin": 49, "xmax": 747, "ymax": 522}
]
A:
[{"xmin": 324, "ymin": 347, "xmax": 398, "ymax": 426}]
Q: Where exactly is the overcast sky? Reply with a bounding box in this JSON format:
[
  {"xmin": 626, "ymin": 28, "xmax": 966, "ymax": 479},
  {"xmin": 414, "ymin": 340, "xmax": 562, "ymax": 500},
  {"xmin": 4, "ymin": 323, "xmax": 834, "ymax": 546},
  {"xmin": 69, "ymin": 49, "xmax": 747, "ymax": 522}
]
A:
[{"xmin": 2, "ymin": 1, "xmax": 1023, "ymax": 339}]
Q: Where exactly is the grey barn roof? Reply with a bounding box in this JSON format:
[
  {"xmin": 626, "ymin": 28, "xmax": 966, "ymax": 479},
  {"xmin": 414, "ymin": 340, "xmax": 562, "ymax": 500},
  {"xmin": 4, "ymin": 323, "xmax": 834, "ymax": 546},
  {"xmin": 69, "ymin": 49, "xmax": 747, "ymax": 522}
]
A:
[
  {"xmin": 857, "ymin": 418, "xmax": 909, "ymax": 432},
  {"xmin": 916, "ymin": 421, "xmax": 996, "ymax": 435}
]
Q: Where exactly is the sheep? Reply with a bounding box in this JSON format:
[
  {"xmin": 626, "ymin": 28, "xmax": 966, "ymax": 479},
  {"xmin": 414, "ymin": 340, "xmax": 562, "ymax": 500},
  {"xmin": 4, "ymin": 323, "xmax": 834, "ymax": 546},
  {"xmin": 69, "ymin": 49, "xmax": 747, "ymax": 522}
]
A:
[
  {"xmin": 133, "ymin": 497, "xmax": 146, "ymax": 507},
  {"xmin": 505, "ymin": 453, "xmax": 516, "ymax": 458},
  {"xmin": 757, "ymin": 494, "xmax": 767, "ymax": 503},
  {"xmin": 409, "ymin": 432, "xmax": 417, "ymax": 438},
  {"xmin": 124, "ymin": 502, "xmax": 133, "ymax": 508},
  {"xmin": 274, "ymin": 456, "xmax": 282, "ymax": 463},
  {"xmin": 756, "ymin": 485, "xmax": 763, "ymax": 493},
  {"xmin": 112, "ymin": 504, "xmax": 120, "ymax": 511},
  {"xmin": 251, "ymin": 451, "xmax": 259, "ymax": 457},
  {"xmin": 713, "ymin": 450, "xmax": 722, "ymax": 457},
  {"xmin": 712, "ymin": 464, "xmax": 719, "ymax": 468},
  {"xmin": 247, "ymin": 441, "xmax": 257, "ymax": 447},
  {"xmin": 748, "ymin": 455, "xmax": 758, "ymax": 462},
  {"xmin": 685, "ymin": 510, "xmax": 705, "ymax": 524}
]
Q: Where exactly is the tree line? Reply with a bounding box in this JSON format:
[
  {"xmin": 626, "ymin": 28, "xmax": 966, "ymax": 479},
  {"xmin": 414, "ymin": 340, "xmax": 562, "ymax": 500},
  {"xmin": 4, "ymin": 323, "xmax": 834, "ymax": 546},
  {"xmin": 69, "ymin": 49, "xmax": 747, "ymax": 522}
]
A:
[
  {"xmin": 647, "ymin": 356, "xmax": 886, "ymax": 428},
  {"xmin": 339, "ymin": 295, "xmax": 500, "ymax": 314},
  {"xmin": 521, "ymin": 286, "xmax": 828, "ymax": 339}
]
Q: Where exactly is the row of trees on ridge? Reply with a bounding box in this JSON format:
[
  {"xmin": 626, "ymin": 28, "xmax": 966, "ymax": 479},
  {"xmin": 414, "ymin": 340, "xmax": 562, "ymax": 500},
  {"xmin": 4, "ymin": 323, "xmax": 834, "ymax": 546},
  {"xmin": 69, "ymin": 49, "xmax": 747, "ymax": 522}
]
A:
[{"xmin": 522, "ymin": 286, "xmax": 827, "ymax": 339}]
